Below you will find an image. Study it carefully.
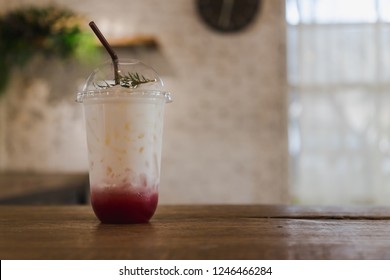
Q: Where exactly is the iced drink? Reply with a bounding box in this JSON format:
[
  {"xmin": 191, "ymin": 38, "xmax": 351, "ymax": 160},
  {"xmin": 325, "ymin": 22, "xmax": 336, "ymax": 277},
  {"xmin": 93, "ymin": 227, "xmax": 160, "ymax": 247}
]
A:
[{"xmin": 77, "ymin": 59, "xmax": 171, "ymax": 223}]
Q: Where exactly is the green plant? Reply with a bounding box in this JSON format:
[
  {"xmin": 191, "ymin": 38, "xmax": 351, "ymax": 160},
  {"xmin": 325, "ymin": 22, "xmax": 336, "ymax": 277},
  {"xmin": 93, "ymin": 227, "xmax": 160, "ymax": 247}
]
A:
[{"xmin": 0, "ymin": 5, "xmax": 99, "ymax": 95}]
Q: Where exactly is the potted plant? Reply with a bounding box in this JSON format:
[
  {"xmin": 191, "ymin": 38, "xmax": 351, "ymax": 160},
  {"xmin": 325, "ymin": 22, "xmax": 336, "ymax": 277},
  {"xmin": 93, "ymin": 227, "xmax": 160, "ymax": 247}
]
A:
[
  {"xmin": 0, "ymin": 5, "xmax": 98, "ymax": 93},
  {"xmin": 0, "ymin": 5, "xmax": 99, "ymax": 171}
]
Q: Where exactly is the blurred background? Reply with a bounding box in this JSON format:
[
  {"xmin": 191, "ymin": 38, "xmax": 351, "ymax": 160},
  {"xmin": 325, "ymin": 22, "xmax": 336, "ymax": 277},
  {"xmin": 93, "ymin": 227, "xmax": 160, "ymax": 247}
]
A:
[{"xmin": 0, "ymin": 0, "xmax": 389, "ymax": 206}]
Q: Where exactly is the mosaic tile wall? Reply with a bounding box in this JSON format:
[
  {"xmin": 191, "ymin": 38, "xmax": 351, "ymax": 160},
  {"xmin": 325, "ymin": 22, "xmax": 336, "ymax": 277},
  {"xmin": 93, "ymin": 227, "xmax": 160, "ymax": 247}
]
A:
[{"xmin": 0, "ymin": 0, "xmax": 289, "ymax": 204}]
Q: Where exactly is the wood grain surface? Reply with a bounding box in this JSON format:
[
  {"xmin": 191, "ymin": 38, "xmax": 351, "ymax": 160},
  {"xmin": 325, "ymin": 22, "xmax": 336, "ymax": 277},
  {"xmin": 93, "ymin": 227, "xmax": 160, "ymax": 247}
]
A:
[{"xmin": 1, "ymin": 205, "xmax": 390, "ymax": 259}]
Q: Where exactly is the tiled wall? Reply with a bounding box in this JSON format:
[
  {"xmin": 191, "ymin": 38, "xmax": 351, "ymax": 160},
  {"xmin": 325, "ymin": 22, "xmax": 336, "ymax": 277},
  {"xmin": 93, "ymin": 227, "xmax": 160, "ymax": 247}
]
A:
[{"xmin": 0, "ymin": 0, "xmax": 289, "ymax": 204}]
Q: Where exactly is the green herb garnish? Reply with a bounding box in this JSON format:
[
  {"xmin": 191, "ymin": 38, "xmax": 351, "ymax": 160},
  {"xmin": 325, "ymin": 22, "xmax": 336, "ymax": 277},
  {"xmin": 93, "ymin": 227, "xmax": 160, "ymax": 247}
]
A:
[{"xmin": 95, "ymin": 72, "xmax": 156, "ymax": 89}]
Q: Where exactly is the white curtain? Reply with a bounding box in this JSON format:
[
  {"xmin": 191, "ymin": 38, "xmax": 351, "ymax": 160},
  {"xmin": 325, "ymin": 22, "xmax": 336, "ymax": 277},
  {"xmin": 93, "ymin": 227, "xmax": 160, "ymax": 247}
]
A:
[{"xmin": 287, "ymin": 0, "xmax": 390, "ymax": 205}]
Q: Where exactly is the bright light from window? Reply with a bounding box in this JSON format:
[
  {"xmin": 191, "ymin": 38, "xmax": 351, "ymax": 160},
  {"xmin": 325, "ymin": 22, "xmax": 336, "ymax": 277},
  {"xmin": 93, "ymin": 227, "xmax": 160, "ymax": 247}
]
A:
[
  {"xmin": 379, "ymin": 0, "xmax": 390, "ymax": 21},
  {"xmin": 286, "ymin": 0, "xmax": 390, "ymax": 24},
  {"xmin": 285, "ymin": 0, "xmax": 390, "ymax": 205},
  {"xmin": 286, "ymin": 0, "xmax": 300, "ymax": 24}
]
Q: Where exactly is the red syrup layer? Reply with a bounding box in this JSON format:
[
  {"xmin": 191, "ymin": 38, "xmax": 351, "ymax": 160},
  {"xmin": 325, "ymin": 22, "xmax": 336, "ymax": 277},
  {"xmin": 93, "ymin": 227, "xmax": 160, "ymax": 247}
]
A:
[{"xmin": 91, "ymin": 184, "xmax": 158, "ymax": 224}]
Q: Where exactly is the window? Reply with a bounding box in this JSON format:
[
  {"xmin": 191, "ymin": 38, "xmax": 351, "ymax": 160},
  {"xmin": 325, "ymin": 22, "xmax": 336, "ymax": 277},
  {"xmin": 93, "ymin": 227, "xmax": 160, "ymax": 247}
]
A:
[{"xmin": 286, "ymin": 0, "xmax": 390, "ymax": 205}]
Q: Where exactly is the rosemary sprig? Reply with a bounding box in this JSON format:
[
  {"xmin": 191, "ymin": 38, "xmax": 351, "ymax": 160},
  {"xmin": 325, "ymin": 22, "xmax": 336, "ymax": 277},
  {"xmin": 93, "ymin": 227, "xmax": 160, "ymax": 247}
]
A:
[
  {"xmin": 95, "ymin": 72, "xmax": 156, "ymax": 89},
  {"xmin": 120, "ymin": 72, "xmax": 156, "ymax": 88}
]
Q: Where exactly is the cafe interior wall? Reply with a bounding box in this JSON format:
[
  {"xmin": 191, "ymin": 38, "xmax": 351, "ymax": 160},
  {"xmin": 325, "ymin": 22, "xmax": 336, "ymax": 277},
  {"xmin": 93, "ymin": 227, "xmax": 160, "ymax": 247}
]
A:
[{"xmin": 0, "ymin": 0, "xmax": 289, "ymax": 204}]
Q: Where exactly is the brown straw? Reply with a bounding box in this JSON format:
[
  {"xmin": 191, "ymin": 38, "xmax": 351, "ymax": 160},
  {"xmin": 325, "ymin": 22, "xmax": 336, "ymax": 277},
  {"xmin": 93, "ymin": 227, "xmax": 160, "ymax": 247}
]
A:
[{"xmin": 89, "ymin": 21, "xmax": 120, "ymax": 84}]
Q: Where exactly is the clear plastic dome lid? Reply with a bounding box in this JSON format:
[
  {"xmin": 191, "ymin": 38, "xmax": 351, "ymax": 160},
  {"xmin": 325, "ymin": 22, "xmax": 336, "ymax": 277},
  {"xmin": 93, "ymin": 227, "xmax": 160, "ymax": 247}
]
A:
[{"xmin": 76, "ymin": 59, "xmax": 172, "ymax": 103}]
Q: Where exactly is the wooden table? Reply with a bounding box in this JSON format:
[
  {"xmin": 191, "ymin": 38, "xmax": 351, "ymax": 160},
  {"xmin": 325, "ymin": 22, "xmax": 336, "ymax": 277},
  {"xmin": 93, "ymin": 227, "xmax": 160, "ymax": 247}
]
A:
[{"xmin": 1, "ymin": 205, "xmax": 390, "ymax": 259}]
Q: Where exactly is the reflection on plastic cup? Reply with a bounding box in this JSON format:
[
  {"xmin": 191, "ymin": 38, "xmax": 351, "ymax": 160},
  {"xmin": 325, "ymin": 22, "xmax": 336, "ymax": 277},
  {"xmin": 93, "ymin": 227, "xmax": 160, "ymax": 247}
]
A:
[{"xmin": 77, "ymin": 59, "xmax": 172, "ymax": 223}]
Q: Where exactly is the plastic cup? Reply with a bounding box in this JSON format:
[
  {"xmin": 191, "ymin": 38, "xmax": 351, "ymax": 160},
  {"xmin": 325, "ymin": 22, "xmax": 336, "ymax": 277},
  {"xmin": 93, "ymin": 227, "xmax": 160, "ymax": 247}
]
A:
[{"xmin": 76, "ymin": 59, "xmax": 172, "ymax": 223}]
